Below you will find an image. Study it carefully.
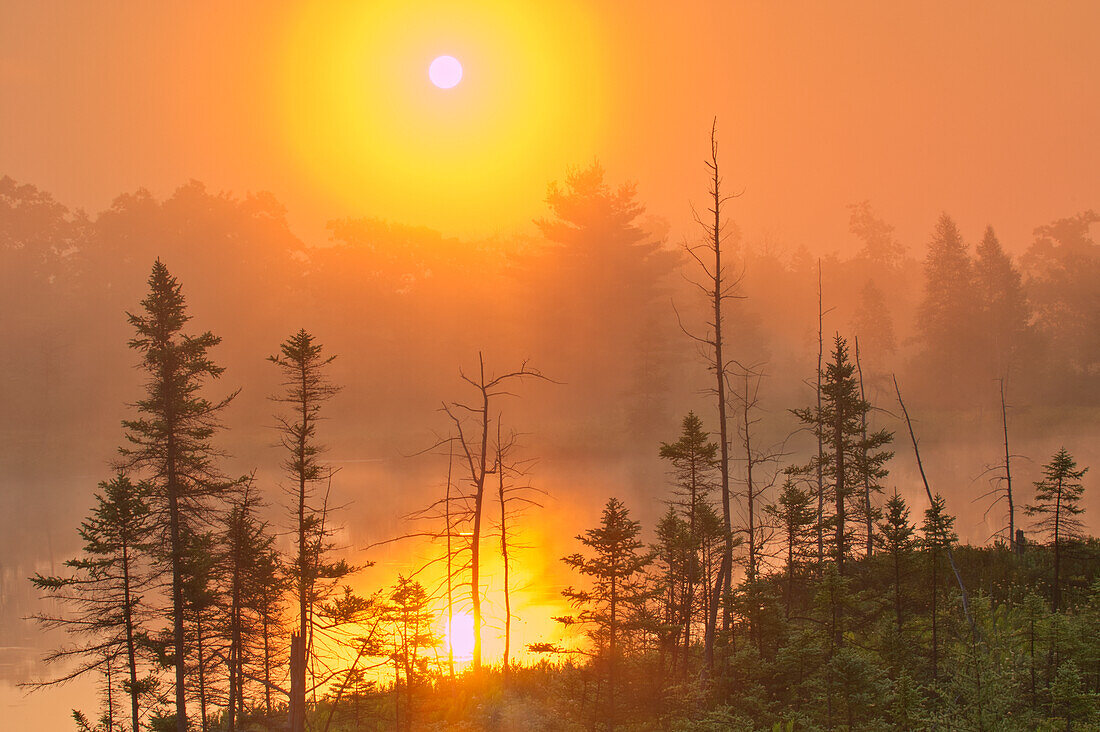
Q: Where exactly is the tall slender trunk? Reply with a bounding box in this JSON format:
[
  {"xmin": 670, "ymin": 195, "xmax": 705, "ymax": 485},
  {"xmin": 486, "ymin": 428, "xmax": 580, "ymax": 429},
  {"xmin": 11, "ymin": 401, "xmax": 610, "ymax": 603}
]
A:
[
  {"xmin": 833, "ymin": 377, "xmax": 846, "ymax": 649},
  {"xmin": 120, "ymin": 539, "xmax": 141, "ymax": 732},
  {"xmin": 608, "ymin": 555, "xmax": 618, "ymax": 730},
  {"xmin": 470, "ymin": 354, "xmax": 489, "ymax": 671},
  {"xmin": 166, "ymin": 429, "xmax": 188, "ymax": 732},
  {"xmin": 855, "ymin": 337, "xmax": 873, "ymax": 556},
  {"xmin": 684, "ymin": 456, "xmax": 697, "ymax": 666},
  {"xmin": 1053, "ymin": 477, "xmax": 1063, "ymax": 611},
  {"xmin": 931, "ymin": 549, "xmax": 938, "ymax": 681},
  {"xmin": 263, "ymin": 609, "xmax": 272, "ymax": 716},
  {"xmin": 196, "ymin": 612, "xmax": 208, "ymax": 732},
  {"xmin": 1000, "ymin": 380, "xmax": 1015, "ymax": 552},
  {"xmin": 743, "ymin": 371, "xmax": 756, "ymax": 582},
  {"xmin": 786, "ymin": 532, "xmax": 794, "ymax": 618},
  {"xmin": 445, "ymin": 441, "xmax": 456, "ymax": 680},
  {"xmin": 105, "ymin": 654, "xmax": 115, "ymax": 732},
  {"xmin": 816, "ymin": 262, "xmax": 825, "ymax": 570},
  {"xmin": 228, "ymin": 564, "xmax": 242, "ymax": 732},
  {"xmin": 496, "ymin": 431, "xmax": 512, "ymax": 682},
  {"xmin": 703, "ymin": 121, "xmax": 733, "ymax": 671},
  {"xmin": 894, "ymin": 546, "xmax": 902, "ymax": 633},
  {"xmin": 296, "ymin": 358, "xmax": 309, "ymax": 721}
]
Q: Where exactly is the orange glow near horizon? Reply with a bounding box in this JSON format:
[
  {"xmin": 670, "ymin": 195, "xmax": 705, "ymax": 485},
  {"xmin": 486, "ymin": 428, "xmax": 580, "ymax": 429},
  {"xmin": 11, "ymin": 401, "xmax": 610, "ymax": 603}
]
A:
[{"xmin": 277, "ymin": 1, "xmax": 606, "ymax": 233}]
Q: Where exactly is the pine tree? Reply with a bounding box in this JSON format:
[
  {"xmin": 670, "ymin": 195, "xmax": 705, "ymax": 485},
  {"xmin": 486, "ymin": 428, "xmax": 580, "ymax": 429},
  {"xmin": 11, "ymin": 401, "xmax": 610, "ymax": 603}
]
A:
[
  {"xmin": 876, "ymin": 490, "xmax": 915, "ymax": 633},
  {"xmin": 268, "ymin": 328, "xmax": 351, "ymax": 730},
  {"xmin": 385, "ymin": 577, "xmax": 439, "ymax": 732},
  {"xmin": 658, "ymin": 411, "xmax": 718, "ymax": 660},
  {"xmin": 1026, "ymin": 448, "xmax": 1088, "ymax": 611},
  {"xmin": 560, "ymin": 498, "xmax": 655, "ymax": 729},
  {"xmin": 30, "ymin": 474, "xmax": 157, "ymax": 732},
  {"xmin": 220, "ymin": 480, "xmax": 279, "ymax": 731},
  {"xmin": 921, "ymin": 493, "xmax": 957, "ymax": 682},
  {"xmin": 792, "ymin": 335, "xmax": 893, "ymax": 580},
  {"xmin": 766, "ymin": 478, "xmax": 815, "ymax": 618},
  {"xmin": 974, "ymin": 226, "xmax": 1030, "ymax": 379},
  {"xmin": 1022, "ymin": 211, "xmax": 1100, "ymax": 386},
  {"xmin": 119, "ymin": 260, "xmax": 238, "ymax": 732},
  {"xmin": 915, "ymin": 214, "xmax": 978, "ymax": 399},
  {"xmin": 852, "ymin": 280, "xmax": 897, "ymax": 371},
  {"xmin": 653, "ymin": 507, "xmax": 693, "ymax": 673}
]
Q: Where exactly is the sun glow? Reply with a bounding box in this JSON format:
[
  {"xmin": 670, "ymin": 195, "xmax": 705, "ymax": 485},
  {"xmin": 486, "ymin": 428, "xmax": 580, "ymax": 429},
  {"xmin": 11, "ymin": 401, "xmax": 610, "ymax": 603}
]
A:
[
  {"xmin": 447, "ymin": 612, "xmax": 476, "ymax": 661},
  {"xmin": 277, "ymin": 1, "xmax": 606, "ymax": 233}
]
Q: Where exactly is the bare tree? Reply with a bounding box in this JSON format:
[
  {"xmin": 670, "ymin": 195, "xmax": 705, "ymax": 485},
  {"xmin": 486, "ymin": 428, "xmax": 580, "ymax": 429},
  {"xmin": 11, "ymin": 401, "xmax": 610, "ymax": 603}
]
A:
[
  {"xmin": 1001, "ymin": 379, "xmax": 1018, "ymax": 552},
  {"xmin": 679, "ymin": 119, "xmax": 741, "ymax": 669},
  {"xmin": 442, "ymin": 353, "xmax": 547, "ymax": 670},
  {"xmin": 893, "ymin": 375, "xmax": 977, "ymax": 638}
]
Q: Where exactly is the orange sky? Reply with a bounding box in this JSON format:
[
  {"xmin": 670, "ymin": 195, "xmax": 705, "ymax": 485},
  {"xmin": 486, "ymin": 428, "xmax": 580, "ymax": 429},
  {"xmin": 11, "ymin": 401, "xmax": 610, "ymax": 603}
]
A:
[{"xmin": 2, "ymin": 1, "xmax": 1099, "ymax": 253}]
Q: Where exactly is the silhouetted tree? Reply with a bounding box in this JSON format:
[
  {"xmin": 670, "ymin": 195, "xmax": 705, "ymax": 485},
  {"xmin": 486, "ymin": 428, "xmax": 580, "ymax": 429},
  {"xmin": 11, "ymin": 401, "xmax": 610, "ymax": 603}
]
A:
[
  {"xmin": 793, "ymin": 336, "xmax": 894, "ymax": 577},
  {"xmin": 1026, "ymin": 448, "xmax": 1088, "ymax": 611},
  {"xmin": 1023, "ymin": 211, "xmax": 1100, "ymax": 393},
  {"xmin": 531, "ymin": 161, "xmax": 676, "ymax": 439},
  {"xmin": 876, "ymin": 490, "xmax": 915, "ymax": 634},
  {"xmin": 30, "ymin": 475, "xmax": 157, "ymax": 732},
  {"xmin": 658, "ymin": 411, "xmax": 718, "ymax": 661},
  {"xmin": 766, "ymin": 478, "xmax": 815, "ymax": 617},
  {"xmin": 385, "ymin": 577, "xmax": 439, "ymax": 732},
  {"xmin": 922, "ymin": 493, "xmax": 957, "ymax": 682},
  {"xmin": 268, "ymin": 328, "xmax": 350, "ymax": 730},
  {"xmin": 849, "ymin": 200, "xmax": 905, "ymax": 271},
  {"xmin": 852, "ymin": 280, "xmax": 896, "ymax": 374},
  {"xmin": 680, "ymin": 121, "xmax": 739, "ymax": 668},
  {"xmin": 560, "ymin": 498, "xmax": 655, "ymax": 729},
  {"xmin": 219, "ymin": 479, "xmax": 280, "ymax": 730},
  {"xmin": 653, "ymin": 507, "xmax": 693, "ymax": 673},
  {"xmin": 975, "ymin": 226, "xmax": 1031, "ymax": 380},
  {"xmin": 119, "ymin": 260, "xmax": 238, "ymax": 732},
  {"xmin": 915, "ymin": 214, "xmax": 978, "ymax": 400},
  {"xmin": 442, "ymin": 353, "xmax": 545, "ymax": 670}
]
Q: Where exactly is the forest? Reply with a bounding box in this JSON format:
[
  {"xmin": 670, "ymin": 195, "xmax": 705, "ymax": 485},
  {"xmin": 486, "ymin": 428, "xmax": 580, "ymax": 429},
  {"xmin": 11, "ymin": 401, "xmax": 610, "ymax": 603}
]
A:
[{"xmin": 5, "ymin": 125, "xmax": 1100, "ymax": 732}]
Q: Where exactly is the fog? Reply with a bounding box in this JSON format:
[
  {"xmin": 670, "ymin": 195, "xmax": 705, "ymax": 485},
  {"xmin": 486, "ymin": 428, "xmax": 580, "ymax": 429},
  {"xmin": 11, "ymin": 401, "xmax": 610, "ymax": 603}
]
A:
[{"xmin": 3, "ymin": 2, "xmax": 1100, "ymax": 728}]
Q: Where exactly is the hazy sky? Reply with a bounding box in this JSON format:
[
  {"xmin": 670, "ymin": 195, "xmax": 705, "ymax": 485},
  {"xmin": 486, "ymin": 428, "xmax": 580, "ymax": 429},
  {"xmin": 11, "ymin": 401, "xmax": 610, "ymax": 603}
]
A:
[{"xmin": 2, "ymin": 1, "xmax": 1099, "ymax": 251}]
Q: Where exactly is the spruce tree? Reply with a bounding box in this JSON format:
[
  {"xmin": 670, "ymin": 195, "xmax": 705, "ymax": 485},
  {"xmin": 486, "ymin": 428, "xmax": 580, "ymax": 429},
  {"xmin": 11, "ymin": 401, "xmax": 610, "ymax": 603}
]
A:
[
  {"xmin": 30, "ymin": 474, "xmax": 157, "ymax": 732},
  {"xmin": 915, "ymin": 214, "xmax": 979, "ymax": 399},
  {"xmin": 658, "ymin": 412, "xmax": 718, "ymax": 659},
  {"xmin": 120, "ymin": 260, "xmax": 237, "ymax": 732},
  {"xmin": 876, "ymin": 490, "xmax": 915, "ymax": 633},
  {"xmin": 792, "ymin": 335, "xmax": 893, "ymax": 578},
  {"xmin": 385, "ymin": 577, "xmax": 439, "ymax": 732},
  {"xmin": 1026, "ymin": 448, "xmax": 1088, "ymax": 611},
  {"xmin": 560, "ymin": 498, "xmax": 655, "ymax": 728},
  {"xmin": 268, "ymin": 328, "xmax": 350, "ymax": 729},
  {"xmin": 766, "ymin": 478, "xmax": 815, "ymax": 617},
  {"xmin": 974, "ymin": 226, "xmax": 1030, "ymax": 379},
  {"xmin": 921, "ymin": 493, "xmax": 957, "ymax": 682}
]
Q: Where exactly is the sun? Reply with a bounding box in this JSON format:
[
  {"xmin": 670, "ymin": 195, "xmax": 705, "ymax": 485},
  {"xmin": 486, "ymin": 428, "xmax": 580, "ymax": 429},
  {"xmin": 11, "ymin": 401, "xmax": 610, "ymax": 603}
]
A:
[
  {"xmin": 448, "ymin": 612, "xmax": 476, "ymax": 661},
  {"xmin": 429, "ymin": 55, "xmax": 463, "ymax": 89}
]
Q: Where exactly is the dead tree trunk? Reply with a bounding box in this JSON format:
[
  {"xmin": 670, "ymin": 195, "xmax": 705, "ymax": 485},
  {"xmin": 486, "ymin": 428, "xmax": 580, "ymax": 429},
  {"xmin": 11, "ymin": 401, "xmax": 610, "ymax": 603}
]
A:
[
  {"xmin": 496, "ymin": 425, "xmax": 512, "ymax": 684},
  {"xmin": 1000, "ymin": 379, "xmax": 1016, "ymax": 553},
  {"xmin": 445, "ymin": 440, "xmax": 457, "ymax": 680},
  {"xmin": 893, "ymin": 375, "xmax": 977, "ymax": 638},
  {"xmin": 444, "ymin": 354, "xmax": 545, "ymax": 671},
  {"xmin": 816, "ymin": 261, "xmax": 826, "ymax": 570},
  {"xmin": 855, "ymin": 337, "xmax": 873, "ymax": 557},
  {"xmin": 682, "ymin": 120, "xmax": 740, "ymax": 671}
]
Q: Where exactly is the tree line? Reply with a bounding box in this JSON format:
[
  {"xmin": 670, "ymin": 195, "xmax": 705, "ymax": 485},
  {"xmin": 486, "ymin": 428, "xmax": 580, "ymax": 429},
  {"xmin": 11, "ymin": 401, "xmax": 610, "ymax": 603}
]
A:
[{"xmin": 18, "ymin": 123, "xmax": 1100, "ymax": 730}]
